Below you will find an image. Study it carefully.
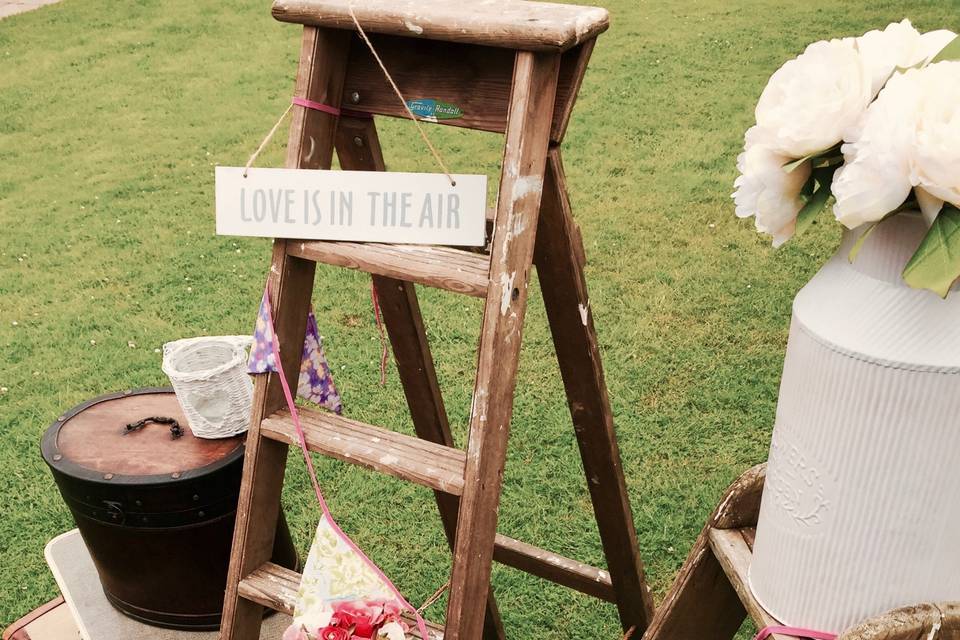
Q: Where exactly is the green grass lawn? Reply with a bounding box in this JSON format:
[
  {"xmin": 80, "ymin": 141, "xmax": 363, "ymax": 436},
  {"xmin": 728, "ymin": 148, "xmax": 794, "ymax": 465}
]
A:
[{"xmin": 1, "ymin": 0, "xmax": 957, "ymax": 636}]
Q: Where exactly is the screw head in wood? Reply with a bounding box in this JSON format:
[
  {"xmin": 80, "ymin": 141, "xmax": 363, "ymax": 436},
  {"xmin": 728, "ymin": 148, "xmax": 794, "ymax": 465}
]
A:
[
  {"xmin": 353, "ymin": 136, "xmax": 364, "ymax": 148},
  {"xmin": 103, "ymin": 473, "xmax": 114, "ymax": 480},
  {"xmin": 53, "ymin": 454, "xmax": 62, "ymax": 461},
  {"xmin": 171, "ymin": 472, "xmax": 181, "ymax": 479},
  {"xmin": 350, "ymin": 91, "xmax": 361, "ymax": 104}
]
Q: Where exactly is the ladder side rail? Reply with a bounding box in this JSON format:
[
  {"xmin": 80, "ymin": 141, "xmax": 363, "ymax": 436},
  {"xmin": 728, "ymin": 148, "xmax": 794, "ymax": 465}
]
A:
[
  {"xmin": 444, "ymin": 49, "xmax": 561, "ymax": 640},
  {"xmin": 220, "ymin": 25, "xmax": 351, "ymax": 640},
  {"xmin": 532, "ymin": 147, "xmax": 655, "ymax": 632}
]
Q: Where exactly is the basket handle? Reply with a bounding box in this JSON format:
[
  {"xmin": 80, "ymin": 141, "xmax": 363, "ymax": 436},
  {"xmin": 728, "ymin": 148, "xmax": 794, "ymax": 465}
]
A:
[{"xmin": 163, "ymin": 335, "xmax": 255, "ymax": 360}]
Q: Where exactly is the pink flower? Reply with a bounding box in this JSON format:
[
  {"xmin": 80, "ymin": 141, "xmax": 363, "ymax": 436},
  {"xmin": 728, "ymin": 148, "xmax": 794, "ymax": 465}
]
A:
[{"xmin": 332, "ymin": 601, "xmax": 380, "ymax": 637}]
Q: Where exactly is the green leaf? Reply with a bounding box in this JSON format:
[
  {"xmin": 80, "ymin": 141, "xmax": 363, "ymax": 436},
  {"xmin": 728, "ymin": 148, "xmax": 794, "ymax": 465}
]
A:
[
  {"xmin": 932, "ymin": 36, "xmax": 960, "ymax": 63},
  {"xmin": 794, "ymin": 176, "xmax": 832, "ymax": 238},
  {"xmin": 781, "ymin": 143, "xmax": 842, "ymax": 173},
  {"xmin": 848, "ymin": 222, "xmax": 879, "ymax": 263},
  {"xmin": 902, "ymin": 204, "xmax": 960, "ymax": 298},
  {"xmin": 782, "ymin": 156, "xmax": 811, "ymax": 173},
  {"xmin": 800, "ymin": 172, "xmax": 815, "ymax": 198}
]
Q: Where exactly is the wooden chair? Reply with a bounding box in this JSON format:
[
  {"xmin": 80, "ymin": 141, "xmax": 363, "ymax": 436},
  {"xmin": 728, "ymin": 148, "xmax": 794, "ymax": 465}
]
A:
[{"xmin": 643, "ymin": 464, "xmax": 960, "ymax": 640}]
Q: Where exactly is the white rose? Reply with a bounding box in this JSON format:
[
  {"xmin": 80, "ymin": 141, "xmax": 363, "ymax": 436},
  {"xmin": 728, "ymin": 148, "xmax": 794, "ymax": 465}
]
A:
[
  {"xmin": 855, "ymin": 19, "xmax": 957, "ymax": 97},
  {"xmin": 755, "ymin": 38, "xmax": 872, "ymax": 158},
  {"xmin": 732, "ymin": 128, "xmax": 812, "ymax": 246},
  {"xmin": 910, "ymin": 61, "xmax": 960, "ymax": 219},
  {"xmin": 831, "ymin": 70, "xmax": 923, "ymax": 228}
]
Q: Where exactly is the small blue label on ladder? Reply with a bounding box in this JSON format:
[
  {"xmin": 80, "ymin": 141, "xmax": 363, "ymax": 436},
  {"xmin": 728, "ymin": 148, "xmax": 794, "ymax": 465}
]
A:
[{"xmin": 406, "ymin": 99, "xmax": 463, "ymax": 122}]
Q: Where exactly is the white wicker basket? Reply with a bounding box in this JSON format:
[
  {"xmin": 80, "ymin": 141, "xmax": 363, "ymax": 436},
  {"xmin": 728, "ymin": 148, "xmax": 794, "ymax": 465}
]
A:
[{"xmin": 161, "ymin": 335, "xmax": 255, "ymax": 439}]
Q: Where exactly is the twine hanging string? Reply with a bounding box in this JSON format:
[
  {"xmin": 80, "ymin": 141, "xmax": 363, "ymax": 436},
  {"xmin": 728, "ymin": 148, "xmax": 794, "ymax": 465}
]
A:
[
  {"xmin": 345, "ymin": 1, "xmax": 456, "ymax": 186},
  {"xmin": 243, "ymin": 103, "xmax": 294, "ymax": 177},
  {"xmin": 416, "ymin": 581, "xmax": 450, "ymax": 614},
  {"xmin": 244, "ymin": 5, "xmax": 456, "ymax": 183},
  {"xmin": 370, "ymin": 283, "xmax": 389, "ymax": 386}
]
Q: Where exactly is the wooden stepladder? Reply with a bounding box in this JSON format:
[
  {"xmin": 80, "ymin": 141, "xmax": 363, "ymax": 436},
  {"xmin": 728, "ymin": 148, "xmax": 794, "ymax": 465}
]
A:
[{"xmin": 221, "ymin": 2, "xmax": 654, "ymax": 639}]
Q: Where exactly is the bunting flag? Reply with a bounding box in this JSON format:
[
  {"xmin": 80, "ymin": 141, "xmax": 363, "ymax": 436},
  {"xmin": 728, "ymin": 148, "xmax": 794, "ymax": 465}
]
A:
[
  {"xmin": 299, "ymin": 308, "xmax": 343, "ymax": 415},
  {"xmin": 248, "ymin": 289, "xmax": 342, "ymax": 415}
]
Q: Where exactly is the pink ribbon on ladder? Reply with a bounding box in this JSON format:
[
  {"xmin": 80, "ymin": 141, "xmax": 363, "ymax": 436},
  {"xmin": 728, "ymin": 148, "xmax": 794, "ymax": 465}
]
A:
[
  {"xmin": 259, "ymin": 282, "xmax": 430, "ymax": 640},
  {"xmin": 754, "ymin": 626, "xmax": 837, "ymax": 640}
]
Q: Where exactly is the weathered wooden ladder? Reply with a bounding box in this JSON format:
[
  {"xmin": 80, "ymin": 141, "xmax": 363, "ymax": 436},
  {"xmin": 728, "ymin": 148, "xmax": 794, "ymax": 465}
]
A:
[{"xmin": 221, "ymin": 2, "xmax": 654, "ymax": 638}]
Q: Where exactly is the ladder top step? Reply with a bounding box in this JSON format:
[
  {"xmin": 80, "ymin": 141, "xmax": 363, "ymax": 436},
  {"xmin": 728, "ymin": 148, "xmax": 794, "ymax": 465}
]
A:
[{"xmin": 272, "ymin": 0, "xmax": 610, "ymax": 52}]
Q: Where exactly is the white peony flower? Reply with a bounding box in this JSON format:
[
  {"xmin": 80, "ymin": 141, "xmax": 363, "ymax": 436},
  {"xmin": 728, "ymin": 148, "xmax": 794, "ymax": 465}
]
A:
[
  {"xmin": 910, "ymin": 61, "xmax": 960, "ymax": 219},
  {"xmin": 831, "ymin": 160, "xmax": 912, "ymax": 229},
  {"xmin": 732, "ymin": 127, "xmax": 812, "ymax": 246},
  {"xmin": 379, "ymin": 621, "xmax": 406, "ymax": 640},
  {"xmin": 292, "ymin": 602, "xmax": 333, "ymax": 634},
  {"xmin": 831, "ymin": 70, "xmax": 923, "ymax": 228},
  {"xmin": 834, "ymin": 61, "xmax": 960, "ymax": 228},
  {"xmin": 755, "ymin": 38, "xmax": 873, "ymax": 158},
  {"xmin": 855, "ymin": 19, "xmax": 957, "ymax": 98}
]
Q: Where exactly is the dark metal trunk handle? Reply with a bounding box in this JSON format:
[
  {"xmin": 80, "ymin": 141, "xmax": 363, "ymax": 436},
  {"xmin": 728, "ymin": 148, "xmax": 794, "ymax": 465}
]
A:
[{"xmin": 123, "ymin": 416, "xmax": 184, "ymax": 440}]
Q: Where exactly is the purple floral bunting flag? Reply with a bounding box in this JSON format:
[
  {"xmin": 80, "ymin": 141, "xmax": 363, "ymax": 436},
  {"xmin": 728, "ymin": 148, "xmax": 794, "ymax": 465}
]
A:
[
  {"xmin": 248, "ymin": 290, "xmax": 342, "ymax": 414},
  {"xmin": 298, "ymin": 309, "xmax": 342, "ymax": 415}
]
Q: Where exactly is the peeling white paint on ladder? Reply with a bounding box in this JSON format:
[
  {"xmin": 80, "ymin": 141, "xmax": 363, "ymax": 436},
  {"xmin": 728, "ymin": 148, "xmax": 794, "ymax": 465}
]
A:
[
  {"xmin": 512, "ymin": 175, "xmax": 543, "ymax": 203},
  {"xmin": 499, "ymin": 271, "xmax": 516, "ymax": 315}
]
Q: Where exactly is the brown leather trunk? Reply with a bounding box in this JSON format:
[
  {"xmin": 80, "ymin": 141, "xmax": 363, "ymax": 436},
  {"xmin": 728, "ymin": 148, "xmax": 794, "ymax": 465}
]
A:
[{"xmin": 40, "ymin": 388, "xmax": 298, "ymax": 631}]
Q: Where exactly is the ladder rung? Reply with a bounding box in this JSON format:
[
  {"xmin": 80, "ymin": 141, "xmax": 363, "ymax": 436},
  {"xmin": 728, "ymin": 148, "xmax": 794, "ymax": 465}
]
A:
[
  {"xmin": 287, "ymin": 241, "xmax": 490, "ymax": 297},
  {"xmin": 493, "ymin": 534, "xmax": 615, "ymax": 602},
  {"xmin": 261, "ymin": 407, "xmax": 466, "ymax": 495},
  {"xmin": 238, "ymin": 562, "xmax": 445, "ymax": 639}
]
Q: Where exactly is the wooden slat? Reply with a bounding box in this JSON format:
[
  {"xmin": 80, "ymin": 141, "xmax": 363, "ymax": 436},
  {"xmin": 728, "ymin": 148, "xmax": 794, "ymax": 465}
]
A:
[
  {"xmin": 272, "ymin": 0, "xmax": 609, "ymax": 53},
  {"xmin": 446, "ymin": 50, "xmax": 561, "ymax": 640},
  {"xmin": 261, "ymin": 407, "xmax": 467, "ymax": 496},
  {"xmin": 492, "ymin": 534, "xmax": 614, "ymax": 602},
  {"xmin": 340, "ymin": 34, "xmax": 596, "ymax": 138},
  {"xmin": 708, "ymin": 528, "xmax": 794, "ymax": 640},
  {"xmin": 533, "ymin": 145, "xmax": 655, "ymax": 632},
  {"xmin": 238, "ymin": 562, "xmax": 446, "ymax": 639},
  {"xmin": 237, "ymin": 538, "xmax": 613, "ymax": 625},
  {"xmin": 287, "ymin": 240, "xmax": 490, "ymax": 298},
  {"xmin": 335, "ymin": 114, "xmax": 507, "ymax": 640},
  {"xmin": 342, "ymin": 34, "xmax": 512, "ymax": 134},
  {"xmin": 220, "ymin": 25, "xmax": 350, "ymax": 640}
]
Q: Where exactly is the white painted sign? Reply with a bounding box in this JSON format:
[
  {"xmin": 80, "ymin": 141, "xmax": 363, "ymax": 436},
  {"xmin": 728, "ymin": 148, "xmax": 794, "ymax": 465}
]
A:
[{"xmin": 215, "ymin": 167, "xmax": 487, "ymax": 246}]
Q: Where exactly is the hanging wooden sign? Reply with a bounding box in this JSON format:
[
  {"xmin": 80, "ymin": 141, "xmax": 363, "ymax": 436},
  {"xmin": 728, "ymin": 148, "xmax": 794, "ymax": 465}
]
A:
[{"xmin": 215, "ymin": 167, "xmax": 487, "ymax": 246}]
